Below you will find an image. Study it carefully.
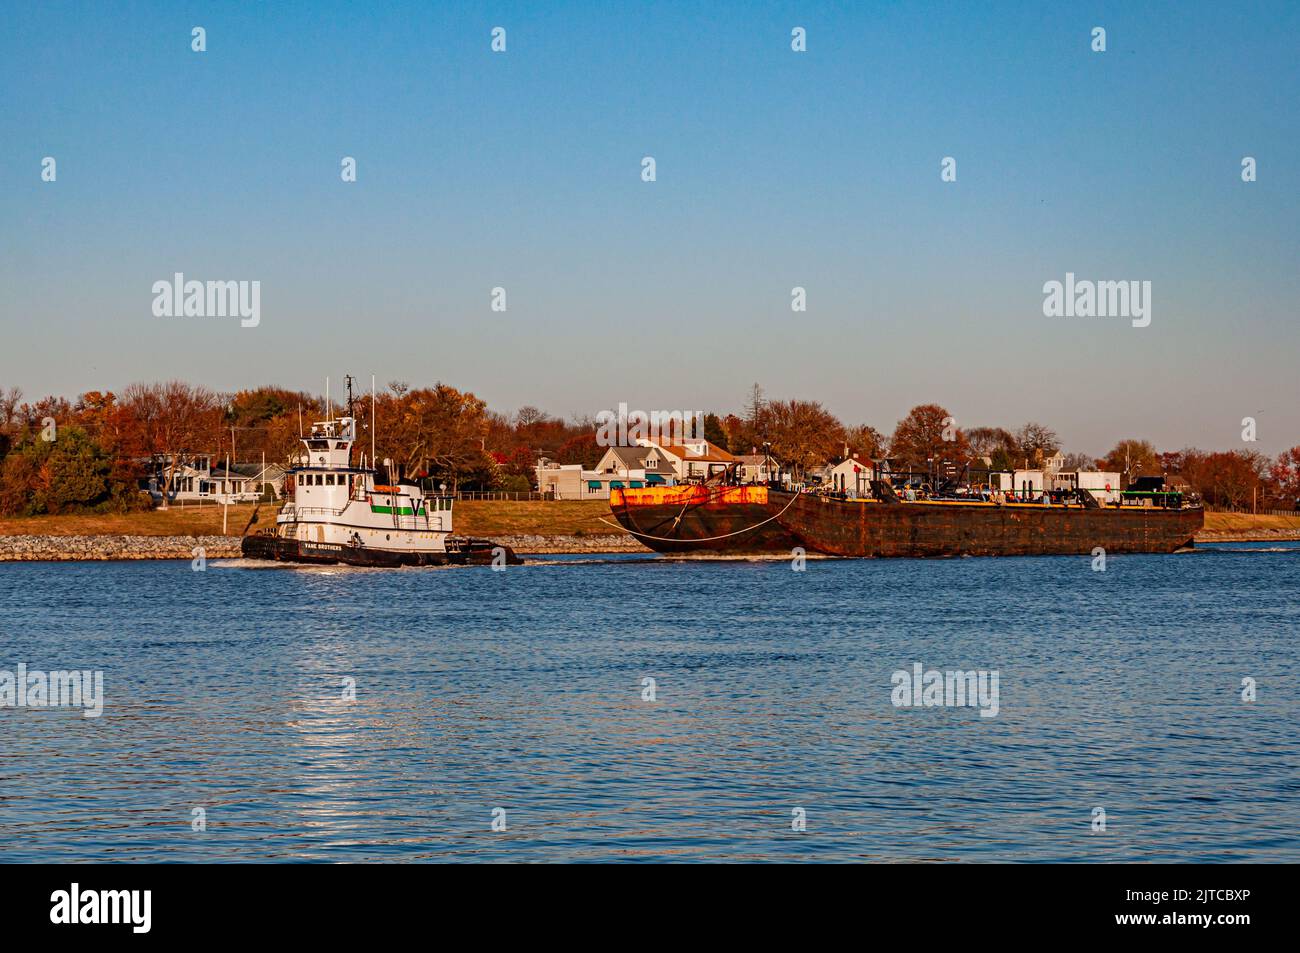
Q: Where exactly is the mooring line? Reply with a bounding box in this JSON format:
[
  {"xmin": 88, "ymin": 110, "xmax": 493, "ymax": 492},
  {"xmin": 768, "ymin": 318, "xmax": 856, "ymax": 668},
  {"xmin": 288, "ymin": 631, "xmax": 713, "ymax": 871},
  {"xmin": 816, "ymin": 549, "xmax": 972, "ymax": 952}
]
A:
[{"xmin": 598, "ymin": 488, "xmax": 805, "ymax": 543}]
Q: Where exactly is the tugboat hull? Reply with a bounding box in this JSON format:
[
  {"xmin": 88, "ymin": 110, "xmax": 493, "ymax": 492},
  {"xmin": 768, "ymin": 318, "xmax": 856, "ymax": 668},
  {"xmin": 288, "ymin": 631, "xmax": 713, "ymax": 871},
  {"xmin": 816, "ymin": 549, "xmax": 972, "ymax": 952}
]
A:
[{"xmin": 240, "ymin": 533, "xmax": 521, "ymax": 567}]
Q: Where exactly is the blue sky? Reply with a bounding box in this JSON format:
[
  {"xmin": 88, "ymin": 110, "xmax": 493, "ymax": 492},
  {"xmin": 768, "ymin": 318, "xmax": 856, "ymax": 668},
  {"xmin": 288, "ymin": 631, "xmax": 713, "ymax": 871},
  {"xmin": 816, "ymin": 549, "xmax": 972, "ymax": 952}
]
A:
[{"xmin": 2, "ymin": 1, "xmax": 1297, "ymax": 455}]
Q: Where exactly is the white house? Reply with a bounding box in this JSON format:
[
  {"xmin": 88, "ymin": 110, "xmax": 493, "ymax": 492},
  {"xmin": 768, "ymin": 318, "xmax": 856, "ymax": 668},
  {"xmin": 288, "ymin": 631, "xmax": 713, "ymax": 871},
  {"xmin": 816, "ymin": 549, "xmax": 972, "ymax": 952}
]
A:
[
  {"xmin": 536, "ymin": 463, "xmax": 601, "ymax": 500},
  {"xmin": 592, "ymin": 445, "xmax": 676, "ymax": 485},
  {"xmin": 144, "ymin": 455, "xmax": 285, "ymax": 505},
  {"xmin": 638, "ymin": 438, "xmax": 736, "ymax": 481},
  {"xmin": 735, "ymin": 453, "xmax": 787, "ymax": 485},
  {"xmin": 536, "ymin": 445, "xmax": 677, "ymax": 500},
  {"xmin": 823, "ymin": 455, "xmax": 875, "ymax": 497}
]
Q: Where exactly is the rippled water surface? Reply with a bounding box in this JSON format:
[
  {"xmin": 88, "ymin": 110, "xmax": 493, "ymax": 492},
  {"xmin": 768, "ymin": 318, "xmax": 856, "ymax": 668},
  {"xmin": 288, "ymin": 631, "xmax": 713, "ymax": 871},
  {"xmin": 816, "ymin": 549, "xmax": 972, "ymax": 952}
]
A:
[{"xmin": 1, "ymin": 542, "xmax": 1297, "ymax": 862}]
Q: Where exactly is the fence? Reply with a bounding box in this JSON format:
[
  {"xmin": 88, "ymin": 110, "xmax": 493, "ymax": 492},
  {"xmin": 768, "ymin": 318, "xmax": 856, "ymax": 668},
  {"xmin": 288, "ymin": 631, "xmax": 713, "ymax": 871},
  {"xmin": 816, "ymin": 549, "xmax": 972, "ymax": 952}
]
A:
[
  {"xmin": 453, "ymin": 491, "xmax": 547, "ymax": 501},
  {"xmin": 1204, "ymin": 505, "xmax": 1299, "ymax": 517}
]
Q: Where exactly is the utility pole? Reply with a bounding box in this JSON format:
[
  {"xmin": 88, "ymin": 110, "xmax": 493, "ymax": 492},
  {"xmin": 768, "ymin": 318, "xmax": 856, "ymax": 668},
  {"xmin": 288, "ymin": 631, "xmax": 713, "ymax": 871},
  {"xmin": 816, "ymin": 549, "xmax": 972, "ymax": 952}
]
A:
[{"xmin": 223, "ymin": 450, "xmax": 230, "ymax": 535}]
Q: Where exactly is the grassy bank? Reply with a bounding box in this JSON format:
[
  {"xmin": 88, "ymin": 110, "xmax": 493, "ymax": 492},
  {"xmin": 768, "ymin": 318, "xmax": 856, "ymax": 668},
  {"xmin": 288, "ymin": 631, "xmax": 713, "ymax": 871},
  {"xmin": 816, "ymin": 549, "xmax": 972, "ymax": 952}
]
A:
[
  {"xmin": 1202, "ymin": 511, "xmax": 1300, "ymax": 533},
  {"xmin": 0, "ymin": 500, "xmax": 623, "ymax": 538},
  {"xmin": 0, "ymin": 503, "xmax": 266, "ymax": 537}
]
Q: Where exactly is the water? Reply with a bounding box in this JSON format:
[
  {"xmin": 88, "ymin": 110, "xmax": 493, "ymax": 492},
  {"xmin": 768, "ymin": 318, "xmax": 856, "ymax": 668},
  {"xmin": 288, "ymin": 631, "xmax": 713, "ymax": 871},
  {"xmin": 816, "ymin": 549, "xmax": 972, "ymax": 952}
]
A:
[{"xmin": 1, "ymin": 543, "xmax": 1296, "ymax": 862}]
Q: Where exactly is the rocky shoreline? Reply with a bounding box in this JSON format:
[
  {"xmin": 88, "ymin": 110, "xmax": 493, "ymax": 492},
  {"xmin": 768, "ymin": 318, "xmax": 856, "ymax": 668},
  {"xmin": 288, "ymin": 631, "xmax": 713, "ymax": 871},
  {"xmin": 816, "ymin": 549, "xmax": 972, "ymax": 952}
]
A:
[
  {"xmin": 1193, "ymin": 529, "xmax": 1300, "ymax": 543},
  {"xmin": 0, "ymin": 529, "xmax": 1293, "ymax": 561},
  {"xmin": 0, "ymin": 533, "xmax": 649, "ymax": 561}
]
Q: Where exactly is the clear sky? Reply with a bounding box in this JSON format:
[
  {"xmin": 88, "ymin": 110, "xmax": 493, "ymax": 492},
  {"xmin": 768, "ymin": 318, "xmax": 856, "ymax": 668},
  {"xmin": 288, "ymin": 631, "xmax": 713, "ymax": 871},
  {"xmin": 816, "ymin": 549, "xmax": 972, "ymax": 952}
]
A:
[{"xmin": 2, "ymin": 1, "xmax": 1297, "ymax": 457}]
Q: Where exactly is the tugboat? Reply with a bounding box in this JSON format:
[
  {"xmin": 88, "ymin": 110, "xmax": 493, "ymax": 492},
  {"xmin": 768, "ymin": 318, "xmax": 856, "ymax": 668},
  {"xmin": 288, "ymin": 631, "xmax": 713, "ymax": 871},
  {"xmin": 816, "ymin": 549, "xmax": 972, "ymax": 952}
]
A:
[{"xmin": 241, "ymin": 380, "xmax": 520, "ymax": 567}]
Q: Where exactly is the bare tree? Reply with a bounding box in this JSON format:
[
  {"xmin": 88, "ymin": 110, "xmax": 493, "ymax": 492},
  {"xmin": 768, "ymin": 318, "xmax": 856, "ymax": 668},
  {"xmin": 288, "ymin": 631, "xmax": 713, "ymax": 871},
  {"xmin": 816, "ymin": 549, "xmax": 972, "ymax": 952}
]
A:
[
  {"xmin": 744, "ymin": 383, "xmax": 767, "ymax": 429},
  {"xmin": 0, "ymin": 386, "xmax": 22, "ymax": 432},
  {"xmin": 514, "ymin": 406, "xmax": 546, "ymax": 428},
  {"xmin": 966, "ymin": 426, "xmax": 1016, "ymax": 457},
  {"xmin": 121, "ymin": 382, "xmax": 222, "ymax": 508},
  {"xmin": 1015, "ymin": 422, "xmax": 1060, "ymax": 463}
]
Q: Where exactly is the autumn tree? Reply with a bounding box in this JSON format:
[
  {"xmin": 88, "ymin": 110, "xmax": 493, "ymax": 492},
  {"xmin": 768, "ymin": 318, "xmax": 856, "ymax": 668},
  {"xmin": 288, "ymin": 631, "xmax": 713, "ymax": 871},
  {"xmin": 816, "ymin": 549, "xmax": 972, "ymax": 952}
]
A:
[
  {"xmin": 380, "ymin": 383, "xmax": 494, "ymax": 490},
  {"xmin": 1188, "ymin": 450, "xmax": 1267, "ymax": 509},
  {"xmin": 71, "ymin": 390, "xmax": 150, "ymax": 509},
  {"xmin": 224, "ymin": 386, "xmax": 316, "ymax": 465},
  {"xmin": 1268, "ymin": 447, "xmax": 1300, "ymax": 506},
  {"xmin": 555, "ymin": 431, "xmax": 601, "ymax": 470},
  {"xmin": 1101, "ymin": 439, "xmax": 1159, "ymax": 481},
  {"xmin": 0, "ymin": 448, "xmax": 39, "ymax": 515},
  {"xmin": 889, "ymin": 404, "xmax": 971, "ymax": 473},
  {"xmin": 0, "ymin": 426, "xmax": 112, "ymax": 515},
  {"xmin": 765, "ymin": 399, "xmax": 846, "ymax": 478},
  {"xmin": 17, "ymin": 394, "xmax": 72, "ymax": 429},
  {"xmin": 721, "ymin": 413, "xmax": 747, "ymax": 453},
  {"xmin": 844, "ymin": 424, "xmax": 885, "ymax": 459}
]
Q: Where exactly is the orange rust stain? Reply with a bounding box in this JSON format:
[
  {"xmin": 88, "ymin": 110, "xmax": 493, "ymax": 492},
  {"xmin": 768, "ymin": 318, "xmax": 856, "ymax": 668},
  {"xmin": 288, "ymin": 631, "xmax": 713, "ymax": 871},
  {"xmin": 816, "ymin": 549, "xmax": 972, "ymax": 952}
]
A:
[{"xmin": 613, "ymin": 485, "xmax": 768, "ymax": 506}]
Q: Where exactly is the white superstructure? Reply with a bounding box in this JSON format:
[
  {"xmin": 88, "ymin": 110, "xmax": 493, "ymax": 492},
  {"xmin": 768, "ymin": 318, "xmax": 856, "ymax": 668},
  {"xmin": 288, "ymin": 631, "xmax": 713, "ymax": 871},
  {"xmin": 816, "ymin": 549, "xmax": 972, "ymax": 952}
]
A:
[{"xmin": 273, "ymin": 415, "xmax": 455, "ymax": 556}]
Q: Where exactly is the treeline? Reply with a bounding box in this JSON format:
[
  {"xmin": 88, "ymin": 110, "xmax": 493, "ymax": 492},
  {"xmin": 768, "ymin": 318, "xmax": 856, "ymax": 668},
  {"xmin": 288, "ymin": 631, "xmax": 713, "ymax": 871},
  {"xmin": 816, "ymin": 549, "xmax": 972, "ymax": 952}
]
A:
[
  {"xmin": 1, "ymin": 381, "xmax": 1298, "ymax": 516},
  {"xmin": 0, "ymin": 380, "xmax": 597, "ymax": 515}
]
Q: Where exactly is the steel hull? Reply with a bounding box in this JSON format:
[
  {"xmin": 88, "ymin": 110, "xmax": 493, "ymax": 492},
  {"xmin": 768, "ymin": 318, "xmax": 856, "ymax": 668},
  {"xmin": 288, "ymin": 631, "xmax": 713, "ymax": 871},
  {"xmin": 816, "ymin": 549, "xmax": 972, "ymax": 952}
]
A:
[
  {"xmin": 240, "ymin": 534, "xmax": 520, "ymax": 566},
  {"xmin": 610, "ymin": 487, "xmax": 1203, "ymax": 557}
]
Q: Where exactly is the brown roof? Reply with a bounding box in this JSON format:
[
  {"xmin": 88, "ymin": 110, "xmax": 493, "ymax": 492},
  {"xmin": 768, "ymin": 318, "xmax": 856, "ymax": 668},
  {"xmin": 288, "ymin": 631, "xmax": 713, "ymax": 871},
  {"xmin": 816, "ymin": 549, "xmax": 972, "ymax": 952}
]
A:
[{"xmin": 658, "ymin": 441, "xmax": 736, "ymax": 463}]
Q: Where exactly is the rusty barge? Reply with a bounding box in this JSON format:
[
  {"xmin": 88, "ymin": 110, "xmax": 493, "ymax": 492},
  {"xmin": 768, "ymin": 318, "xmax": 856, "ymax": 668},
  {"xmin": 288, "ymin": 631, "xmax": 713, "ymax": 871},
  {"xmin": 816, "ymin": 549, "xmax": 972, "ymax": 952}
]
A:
[{"xmin": 609, "ymin": 485, "xmax": 1203, "ymax": 558}]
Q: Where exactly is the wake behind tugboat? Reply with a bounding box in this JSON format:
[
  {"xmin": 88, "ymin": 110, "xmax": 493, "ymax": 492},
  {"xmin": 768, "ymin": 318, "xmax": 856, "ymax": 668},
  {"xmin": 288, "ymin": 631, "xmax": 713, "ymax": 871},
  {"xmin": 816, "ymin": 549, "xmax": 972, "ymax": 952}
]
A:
[{"xmin": 241, "ymin": 378, "xmax": 520, "ymax": 568}]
